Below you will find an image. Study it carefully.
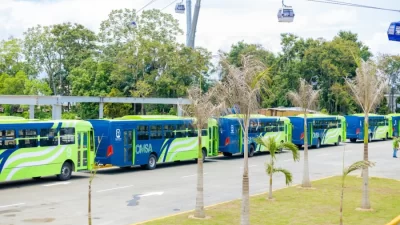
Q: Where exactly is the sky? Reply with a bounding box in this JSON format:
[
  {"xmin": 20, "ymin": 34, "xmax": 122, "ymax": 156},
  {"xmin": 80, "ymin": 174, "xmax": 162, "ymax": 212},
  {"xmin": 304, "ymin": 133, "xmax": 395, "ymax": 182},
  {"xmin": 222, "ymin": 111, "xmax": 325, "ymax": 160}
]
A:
[{"xmin": 1, "ymin": 0, "xmax": 400, "ymax": 57}]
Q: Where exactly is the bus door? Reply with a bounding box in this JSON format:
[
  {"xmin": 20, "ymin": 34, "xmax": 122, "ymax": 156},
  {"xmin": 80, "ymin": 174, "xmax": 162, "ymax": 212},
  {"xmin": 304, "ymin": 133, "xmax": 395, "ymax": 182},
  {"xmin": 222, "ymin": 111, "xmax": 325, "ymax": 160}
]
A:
[
  {"xmin": 77, "ymin": 131, "xmax": 90, "ymax": 170},
  {"xmin": 123, "ymin": 129, "xmax": 134, "ymax": 165},
  {"xmin": 307, "ymin": 122, "xmax": 313, "ymax": 147}
]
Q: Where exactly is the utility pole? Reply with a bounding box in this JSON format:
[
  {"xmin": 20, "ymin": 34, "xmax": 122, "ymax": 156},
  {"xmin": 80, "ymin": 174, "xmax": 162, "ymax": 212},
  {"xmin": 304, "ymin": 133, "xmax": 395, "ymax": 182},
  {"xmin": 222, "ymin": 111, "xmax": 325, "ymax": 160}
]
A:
[
  {"xmin": 189, "ymin": 0, "xmax": 201, "ymax": 48},
  {"xmin": 186, "ymin": 0, "xmax": 192, "ymax": 47}
]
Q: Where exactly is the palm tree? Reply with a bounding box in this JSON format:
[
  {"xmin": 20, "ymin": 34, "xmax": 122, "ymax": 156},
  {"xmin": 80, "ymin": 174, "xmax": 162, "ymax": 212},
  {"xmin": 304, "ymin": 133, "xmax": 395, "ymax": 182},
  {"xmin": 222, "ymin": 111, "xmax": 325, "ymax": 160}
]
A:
[
  {"xmin": 89, "ymin": 135, "xmax": 103, "ymax": 225},
  {"xmin": 216, "ymin": 54, "xmax": 270, "ymax": 225},
  {"xmin": 254, "ymin": 136, "xmax": 300, "ymax": 200},
  {"xmin": 185, "ymin": 85, "xmax": 224, "ymax": 219},
  {"xmin": 287, "ymin": 78, "xmax": 320, "ymax": 188},
  {"xmin": 345, "ymin": 59, "xmax": 388, "ymax": 209},
  {"xmin": 340, "ymin": 160, "xmax": 375, "ymax": 225}
]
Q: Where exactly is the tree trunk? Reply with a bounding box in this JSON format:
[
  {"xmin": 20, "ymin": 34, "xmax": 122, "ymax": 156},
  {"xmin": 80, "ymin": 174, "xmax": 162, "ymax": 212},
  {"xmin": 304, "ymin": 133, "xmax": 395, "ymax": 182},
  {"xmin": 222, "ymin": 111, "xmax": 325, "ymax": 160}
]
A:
[
  {"xmin": 340, "ymin": 178, "xmax": 344, "ymax": 225},
  {"xmin": 268, "ymin": 157, "xmax": 273, "ymax": 200},
  {"xmin": 194, "ymin": 128, "xmax": 205, "ymax": 218},
  {"xmin": 88, "ymin": 183, "xmax": 92, "ymax": 225},
  {"xmin": 241, "ymin": 125, "xmax": 250, "ymax": 225},
  {"xmin": 302, "ymin": 111, "xmax": 311, "ymax": 187},
  {"xmin": 361, "ymin": 115, "xmax": 371, "ymax": 209}
]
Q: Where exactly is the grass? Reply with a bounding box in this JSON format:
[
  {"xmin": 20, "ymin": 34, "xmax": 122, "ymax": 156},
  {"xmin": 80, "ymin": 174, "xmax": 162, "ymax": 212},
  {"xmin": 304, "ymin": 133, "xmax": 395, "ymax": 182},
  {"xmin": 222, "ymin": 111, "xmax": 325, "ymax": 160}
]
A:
[{"xmin": 139, "ymin": 176, "xmax": 400, "ymax": 225}]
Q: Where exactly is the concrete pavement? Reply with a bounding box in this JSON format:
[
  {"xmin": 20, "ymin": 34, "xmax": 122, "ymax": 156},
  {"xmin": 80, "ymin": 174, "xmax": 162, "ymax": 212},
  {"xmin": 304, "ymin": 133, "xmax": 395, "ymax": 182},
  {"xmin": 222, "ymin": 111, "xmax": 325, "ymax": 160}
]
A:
[{"xmin": 0, "ymin": 140, "xmax": 399, "ymax": 225}]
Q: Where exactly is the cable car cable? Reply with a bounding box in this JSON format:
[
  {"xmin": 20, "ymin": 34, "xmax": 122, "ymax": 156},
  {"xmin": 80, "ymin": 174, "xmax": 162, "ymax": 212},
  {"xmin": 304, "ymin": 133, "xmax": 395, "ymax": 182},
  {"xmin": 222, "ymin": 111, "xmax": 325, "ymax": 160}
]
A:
[
  {"xmin": 137, "ymin": 0, "xmax": 159, "ymax": 14},
  {"xmin": 306, "ymin": 0, "xmax": 400, "ymax": 13},
  {"xmin": 161, "ymin": 0, "xmax": 179, "ymax": 11}
]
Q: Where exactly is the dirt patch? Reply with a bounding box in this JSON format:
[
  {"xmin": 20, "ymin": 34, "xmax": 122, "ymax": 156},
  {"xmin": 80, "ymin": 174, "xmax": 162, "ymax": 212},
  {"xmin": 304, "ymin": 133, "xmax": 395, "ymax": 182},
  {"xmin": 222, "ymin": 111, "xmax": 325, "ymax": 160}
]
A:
[{"xmin": 22, "ymin": 218, "xmax": 55, "ymax": 223}]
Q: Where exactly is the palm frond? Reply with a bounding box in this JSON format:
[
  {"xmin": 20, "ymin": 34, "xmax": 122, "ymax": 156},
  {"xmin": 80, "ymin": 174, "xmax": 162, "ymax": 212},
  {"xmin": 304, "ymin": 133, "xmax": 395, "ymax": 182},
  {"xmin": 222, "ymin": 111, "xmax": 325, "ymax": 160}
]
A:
[
  {"xmin": 343, "ymin": 160, "xmax": 375, "ymax": 177},
  {"xmin": 287, "ymin": 78, "xmax": 320, "ymax": 111},
  {"xmin": 273, "ymin": 167, "xmax": 293, "ymax": 186},
  {"xmin": 254, "ymin": 136, "xmax": 278, "ymax": 159},
  {"xmin": 280, "ymin": 142, "xmax": 300, "ymax": 162}
]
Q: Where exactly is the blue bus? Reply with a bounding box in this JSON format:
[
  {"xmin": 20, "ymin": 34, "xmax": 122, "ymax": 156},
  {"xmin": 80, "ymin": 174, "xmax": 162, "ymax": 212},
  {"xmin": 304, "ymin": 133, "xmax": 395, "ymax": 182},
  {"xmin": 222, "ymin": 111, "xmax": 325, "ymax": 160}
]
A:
[
  {"xmin": 387, "ymin": 113, "xmax": 400, "ymax": 138},
  {"xmin": 345, "ymin": 114, "xmax": 390, "ymax": 142},
  {"xmin": 288, "ymin": 114, "xmax": 346, "ymax": 148},
  {"xmin": 218, "ymin": 114, "xmax": 292, "ymax": 157},
  {"xmin": 87, "ymin": 115, "xmax": 219, "ymax": 170}
]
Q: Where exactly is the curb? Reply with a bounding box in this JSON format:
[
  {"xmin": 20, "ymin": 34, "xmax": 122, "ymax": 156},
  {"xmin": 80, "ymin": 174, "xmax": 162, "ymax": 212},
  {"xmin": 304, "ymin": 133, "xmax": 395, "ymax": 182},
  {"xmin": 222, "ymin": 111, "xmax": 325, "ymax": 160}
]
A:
[
  {"xmin": 386, "ymin": 215, "xmax": 400, "ymax": 225},
  {"xmin": 130, "ymin": 175, "xmax": 336, "ymax": 225}
]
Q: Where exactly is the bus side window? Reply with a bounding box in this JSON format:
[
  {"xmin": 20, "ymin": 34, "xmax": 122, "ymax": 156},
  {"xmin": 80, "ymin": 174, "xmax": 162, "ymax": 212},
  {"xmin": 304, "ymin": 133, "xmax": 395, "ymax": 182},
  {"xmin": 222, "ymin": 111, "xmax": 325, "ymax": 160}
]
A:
[
  {"xmin": 188, "ymin": 124, "xmax": 198, "ymax": 137},
  {"xmin": 0, "ymin": 130, "xmax": 16, "ymax": 149},
  {"xmin": 138, "ymin": 125, "xmax": 149, "ymax": 140},
  {"xmin": 164, "ymin": 125, "xmax": 175, "ymax": 138},
  {"xmin": 175, "ymin": 124, "xmax": 187, "ymax": 138},
  {"xmin": 60, "ymin": 128, "xmax": 75, "ymax": 145},
  {"xmin": 83, "ymin": 133, "xmax": 88, "ymax": 148},
  {"xmin": 18, "ymin": 129, "xmax": 38, "ymax": 148},
  {"xmin": 40, "ymin": 129, "xmax": 58, "ymax": 147},
  {"xmin": 89, "ymin": 130, "xmax": 94, "ymax": 152},
  {"xmin": 150, "ymin": 125, "xmax": 162, "ymax": 139}
]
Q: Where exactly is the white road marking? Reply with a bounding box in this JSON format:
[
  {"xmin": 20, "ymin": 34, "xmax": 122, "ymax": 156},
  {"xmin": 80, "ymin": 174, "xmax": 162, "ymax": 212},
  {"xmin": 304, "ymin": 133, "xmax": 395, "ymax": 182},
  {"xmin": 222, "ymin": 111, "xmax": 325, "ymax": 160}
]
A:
[
  {"xmin": 139, "ymin": 192, "xmax": 164, "ymax": 197},
  {"xmin": 43, "ymin": 182, "xmax": 70, "ymax": 187},
  {"xmin": 0, "ymin": 203, "xmax": 25, "ymax": 208},
  {"xmin": 96, "ymin": 185, "xmax": 134, "ymax": 193},
  {"xmin": 181, "ymin": 173, "xmax": 207, "ymax": 178}
]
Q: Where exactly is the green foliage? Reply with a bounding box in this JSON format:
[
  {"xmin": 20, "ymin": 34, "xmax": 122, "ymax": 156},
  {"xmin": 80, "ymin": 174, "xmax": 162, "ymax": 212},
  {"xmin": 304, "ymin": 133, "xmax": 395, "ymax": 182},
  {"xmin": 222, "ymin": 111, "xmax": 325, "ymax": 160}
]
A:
[{"xmin": 377, "ymin": 97, "xmax": 390, "ymax": 114}]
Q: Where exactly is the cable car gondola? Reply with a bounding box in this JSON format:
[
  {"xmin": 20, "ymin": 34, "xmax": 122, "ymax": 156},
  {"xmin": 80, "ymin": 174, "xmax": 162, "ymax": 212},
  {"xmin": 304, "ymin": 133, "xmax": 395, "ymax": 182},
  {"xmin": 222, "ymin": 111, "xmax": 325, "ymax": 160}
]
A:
[
  {"xmin": 278, "ymin": 0, "xmax": 295, "ymax": 23},
  {"xmin": 175, "ymin": 2, "xmax": 185, "ymax": 14},
  {"xmin": 130, "ymin": 21, "xmax": 137, "ymax": 28},
  {"xmin": 388, "ymin": 21, "xmax": 400, "ymax": 42}
]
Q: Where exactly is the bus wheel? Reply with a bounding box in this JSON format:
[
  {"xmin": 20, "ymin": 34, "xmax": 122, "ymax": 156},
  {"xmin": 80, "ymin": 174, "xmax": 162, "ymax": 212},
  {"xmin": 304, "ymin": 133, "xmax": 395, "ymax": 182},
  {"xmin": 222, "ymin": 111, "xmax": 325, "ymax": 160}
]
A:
[
  {"xmin": 350, "ymin": 138, "xmax": 356, "ymax": 143},
  {"xmin": 315, "ymin": 139, "xmax": 321, "ymax": 149},
  {"xmin": 368, "ymin": 134, "xmax": 372, "ymax": 143},
  {"xmin": 145, "ymin": 154, "xmax": 157, "ymax": 170},
  {"xmin": 335, "ymin": 136, "xmax": 341, "ymax": 146},
  {"xmin": 57, "ymin": 161, "xmax": 72, "ymax": 181},
  {"xmin": 249, "ymin": 145, "xmax": 255, "ymax": 157},
  {"xmin": 202, "ymin": 148, "xmax": 207, "ymax": 162}
]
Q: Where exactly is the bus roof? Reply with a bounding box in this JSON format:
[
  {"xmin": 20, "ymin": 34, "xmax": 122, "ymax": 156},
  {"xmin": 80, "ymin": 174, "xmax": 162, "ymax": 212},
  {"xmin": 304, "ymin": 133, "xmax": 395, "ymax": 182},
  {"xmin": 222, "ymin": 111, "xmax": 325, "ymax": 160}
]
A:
[
  {"xmin": 347, "ymin": 113, "xmax": 383, "ymax": 117},
  {"xmin": 291, "ymin": 114, "xmax": 345, "ymax": 119}
]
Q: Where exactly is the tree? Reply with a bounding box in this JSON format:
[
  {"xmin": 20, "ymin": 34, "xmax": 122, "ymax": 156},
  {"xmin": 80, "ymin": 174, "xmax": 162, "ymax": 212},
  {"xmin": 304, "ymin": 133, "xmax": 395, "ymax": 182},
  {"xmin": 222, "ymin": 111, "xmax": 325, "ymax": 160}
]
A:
[
  {"xmin": 216, "ymin": 54, "xmax": 270, "ymax": 225},
  {"xmin": 254, "ymin": 136, "xmax": 299, "ymax": 200},
  {"xmin": 23, "ymin": 23, "xmax": 97, "ymax": 95},
  {"xmin": 184, "ymin": 85, "xmax": 224, "ymax": 219},
  {"xmin": 340, "ymin": 159, "xmax": 375, "ymax": 225},
  {"xmin": 287, "ymin": 78, "xmax": 320, "ymax": 188},
  {"xmin": 345, "ymin": 59, "xmax": 388, "ymax": 210}
]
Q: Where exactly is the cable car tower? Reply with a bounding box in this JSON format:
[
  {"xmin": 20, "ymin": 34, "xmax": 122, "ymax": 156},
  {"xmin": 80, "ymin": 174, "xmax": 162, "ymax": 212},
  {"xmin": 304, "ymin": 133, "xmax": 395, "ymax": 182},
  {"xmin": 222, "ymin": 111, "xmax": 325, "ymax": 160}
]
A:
[{"xmin": 278, "ymin": 0, "xmax": 295, "ymax": 23}]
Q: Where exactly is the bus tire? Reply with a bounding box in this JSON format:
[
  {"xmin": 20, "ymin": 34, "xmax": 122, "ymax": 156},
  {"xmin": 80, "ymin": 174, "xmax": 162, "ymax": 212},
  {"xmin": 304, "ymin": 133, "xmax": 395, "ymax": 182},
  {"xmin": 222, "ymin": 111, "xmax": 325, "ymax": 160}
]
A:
[
  {"xmin": 368, "ymin": 134, "xmax": 372, "ymax": 143},
  {"xmin": 202, "ymin": 148, "xmax": 207, "ymax": 162},
  {"xmin": 145, "ymin": 154, "xmax": 157, "ymax": 170},
  {"xmin": 350, "ymin": 138, "xmax": 357, "ymax": 143},
  {"xmin": 335, "ymin": 136, "xmax": 341, "ymax": 146},
  {"xmin": 383, "ymin": 133, "xmax": 388, "ymax": 141},
  {"xmin": 278, "ymin": 140, "xmax": 284, "ymax": 153},
  {"xmin": 249, "ymin": 145, "xmax": 255, "ymax": 157},
  {"xmin": 57, "ymin": 161, "xmax": 72, "ymax": 181},
  {"xmin": 315, "ymin": 138, "xmax": 321, "ymax": 149}
]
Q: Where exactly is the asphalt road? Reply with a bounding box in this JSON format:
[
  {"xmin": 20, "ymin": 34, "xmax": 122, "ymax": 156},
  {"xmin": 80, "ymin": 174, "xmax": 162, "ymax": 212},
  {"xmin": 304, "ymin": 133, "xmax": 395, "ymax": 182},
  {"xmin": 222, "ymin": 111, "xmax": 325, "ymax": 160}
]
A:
[{"xmin": 0, "ymin": 140, "xmax": 399, "ymax": 225}]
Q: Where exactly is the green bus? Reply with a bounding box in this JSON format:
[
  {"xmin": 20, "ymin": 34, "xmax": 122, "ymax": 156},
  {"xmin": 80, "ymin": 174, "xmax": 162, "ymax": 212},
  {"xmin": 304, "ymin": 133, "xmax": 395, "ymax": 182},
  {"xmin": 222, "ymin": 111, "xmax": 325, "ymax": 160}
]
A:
[{"xmin": 0, "ymin": 117, "xmax": 95, "ymax": 182}]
